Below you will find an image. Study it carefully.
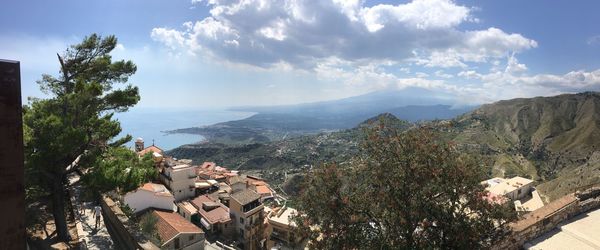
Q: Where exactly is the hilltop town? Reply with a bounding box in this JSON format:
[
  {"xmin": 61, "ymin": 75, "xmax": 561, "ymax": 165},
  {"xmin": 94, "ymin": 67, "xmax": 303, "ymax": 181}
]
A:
[
  {"xmin": 93, "ymin": 138, "xmax": 305, "ymax": 250},
  {"xmin": 80, "ymin": 136, "xmax": 599, "ymax": 250},
  {"xmin": 7, "ymin": 1, "xmax": 600, "ymax": 247}
]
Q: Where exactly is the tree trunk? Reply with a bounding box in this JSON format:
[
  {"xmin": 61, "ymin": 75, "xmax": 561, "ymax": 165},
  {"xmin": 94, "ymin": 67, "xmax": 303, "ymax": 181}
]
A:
[{"xmin": 51, "ymin": 181, "xmax": 69, "ymax": 242}]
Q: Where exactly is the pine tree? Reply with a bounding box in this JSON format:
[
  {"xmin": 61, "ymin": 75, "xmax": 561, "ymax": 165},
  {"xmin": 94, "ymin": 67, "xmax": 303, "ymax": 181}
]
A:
[{"xmin": 24, "ymin": 34, "xmax": 140, "ymax": 241}]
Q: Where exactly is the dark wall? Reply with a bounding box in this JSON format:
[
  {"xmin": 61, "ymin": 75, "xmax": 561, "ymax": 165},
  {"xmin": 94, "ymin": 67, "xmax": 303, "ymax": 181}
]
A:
[{"xmin": 0, "ymin": 59, "xmax": 25, "ymax": 249}]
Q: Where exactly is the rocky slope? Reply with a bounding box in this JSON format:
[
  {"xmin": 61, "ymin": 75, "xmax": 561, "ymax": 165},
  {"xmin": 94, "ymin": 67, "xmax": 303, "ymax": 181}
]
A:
[{"xmin": 445, "ymin": 92, "xmax": 600, "ymax": 200}]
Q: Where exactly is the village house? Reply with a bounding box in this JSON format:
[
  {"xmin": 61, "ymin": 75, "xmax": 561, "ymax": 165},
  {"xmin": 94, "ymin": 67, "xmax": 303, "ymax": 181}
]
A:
[
  {"xmin": 190, "ymin": 194, "xmax": 234, "ymax": 238},
  {"xmin": 228, "ymin": 175, "xmax": 275, "ymax": 202},
  {"xmin": 484, "ymin": 176, "xmax": 534, "ymax": 200},
  {"xmin": 229, "ymin": 189, "xmax": 264, "ymax": 250},
  {"xmin": 176, "ymin": 201, "xmax": 198, "ymax": 221},
  {"xmin": 161, "ymin": 164, "xmax": 198, "ymax": 201},
  {"xmin": 229, "ymin": 176, "xmax": 248, "ymax": 193},
  {"xmin": 123, "ymin": 182, "xmax": 176, "ymax": 213},
  {"xmin": 265, "ymin": 206, "xmax": 306, "ymax": 249},
  {"xmin": 194, "ymin": 179, "xmax": 219, "ymax": 195},
  {"xmin": 483, "ymin": 176, "xmax": 544, "ymax": 212},
  {"xmin": 197, "ymin": 162, "xmax": 232, "ymax": 182},
  {"xmin": 153, "ymin": 210, "xmax": 205, "ymax": 250}
]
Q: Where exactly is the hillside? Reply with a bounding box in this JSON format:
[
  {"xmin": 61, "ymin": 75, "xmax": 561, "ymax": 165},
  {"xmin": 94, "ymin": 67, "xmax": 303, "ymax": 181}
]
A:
[
  {"xmin": 169, "ymin": 92, "xmax": 600, "ymax": 200},
  {"xmin": 168, "ymin": 114, "xmax": 409, "ymax": 193},
  {"xmin": 445, "ymin": 92, "xmax": 600, "ymax": 200}
]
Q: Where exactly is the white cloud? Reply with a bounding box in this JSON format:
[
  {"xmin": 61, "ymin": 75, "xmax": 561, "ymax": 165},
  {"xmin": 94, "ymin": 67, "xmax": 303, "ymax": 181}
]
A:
[
  {"xmin": 587, "ymin": 35, "xmax": 600, "ymax": 45},
  {"xmin": 458, "ymin": 70, "xmax": 481, "ymax": 79},
  {"xmin": 152, "ymin": 0, "xmax": 536, "ymax": 70},
  {"xmin": 151, "ymin": 0, "xmax": 599, "ymax": 105},
  {"xmin": 150, "ymin": 27, "xmax": 185, "ymax": 50},
  {"xmin": 359, "ymin": 0, "xmax": 470, "ymax": 32},
  {"xmin": 504, "ymin": 53, "xmax": 527, "ymax": 74},
  {"xmin": 434, "ymin": 70, "xmax": 453, "ymax": 79},
  {"xmin": 115, "ymin": 43, "xmax": 126, "ymax": 51},
  {"xmin": 415, "ymin": 72, "xmax": 429, "ymax": 78}
]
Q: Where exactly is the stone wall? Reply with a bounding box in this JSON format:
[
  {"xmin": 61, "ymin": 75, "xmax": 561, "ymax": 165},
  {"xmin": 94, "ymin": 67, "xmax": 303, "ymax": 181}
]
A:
[
  {"xmin": 493, "ymin": 186, "xmax": 600, "ymax": 249},
  {"xmin": 100, "ymin": 194, "xmax": 160, "ymax": 250}
]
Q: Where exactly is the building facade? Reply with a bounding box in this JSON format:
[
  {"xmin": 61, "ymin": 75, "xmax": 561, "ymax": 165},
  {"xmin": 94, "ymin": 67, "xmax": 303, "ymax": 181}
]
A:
[
  {"xmin": 229, "ymin": 189, "xmax": 264, "ymax": 250},
  {"xmin": 161, "ymin": 164, "xmax": 197, "ymax": 201},
  {"xmin": 124, "ymin": 183, "xmax": 176, "ymax": 213}
]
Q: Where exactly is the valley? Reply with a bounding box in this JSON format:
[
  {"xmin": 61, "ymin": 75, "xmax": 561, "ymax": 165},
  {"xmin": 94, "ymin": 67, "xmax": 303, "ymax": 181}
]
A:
[{"xmin": 168, "ymin": 92, "xmax": 600, "ymax": 201}]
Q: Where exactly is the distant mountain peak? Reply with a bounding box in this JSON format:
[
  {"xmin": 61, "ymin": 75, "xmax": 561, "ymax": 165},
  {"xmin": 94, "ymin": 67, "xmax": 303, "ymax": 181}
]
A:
[{"xmin": 359, "ymin": 113, "xmax": 402, "ymax": 126}]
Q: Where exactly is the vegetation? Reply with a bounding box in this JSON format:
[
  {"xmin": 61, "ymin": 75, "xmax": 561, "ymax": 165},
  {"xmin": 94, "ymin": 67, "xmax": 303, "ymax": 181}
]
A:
[
  {"xmin": 82, "ymin": 147, "xmax": 157, "ymax": 194},
  {"xmin": 446, "ymin": 92, "xmax": 600, "ymax": 199},
  {"xmin": 139, "ymin": 212, "xmax": 160, "ymax": 245},
  {"xmin": 23, "ymin": 34, "xmax": 140, "ymax": 241},
  {"xmin": 294, "ymin": 123, "xmax": 517, "ymax": 249}
]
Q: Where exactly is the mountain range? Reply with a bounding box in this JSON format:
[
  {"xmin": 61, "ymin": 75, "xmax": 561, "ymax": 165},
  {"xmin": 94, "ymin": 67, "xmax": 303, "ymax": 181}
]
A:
[
  {"xmin": 168, "ymin": 92, "xmax": 600, "ymax": 201},
  {"xmin": 168, "ymin": 87, "xmax": 474, "ymax": 144}
]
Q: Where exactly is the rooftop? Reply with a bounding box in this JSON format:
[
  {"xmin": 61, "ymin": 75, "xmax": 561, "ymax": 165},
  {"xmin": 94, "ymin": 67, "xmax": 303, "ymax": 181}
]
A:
[
  {"xmin": 200, "ymin": 162, "xmax": 216, "ymax": 170},
  {"xmin": 137, "ymin": 145, "xmax": 163, "ymax": 156},
  {"xmin": 268, "ymin": 206, "xmax": 298, "ymax": 228},
  {"xmin": 177, "ymin": 201, "xmax": 198, "ymax": 215},
  {"xmin": 190, "ymin": 195, "xmax": 231, "ymax": 225},
  {"xmin": 172, "ymin": 164, "xmax": 195, "ymax": 171},
  {"xmin": 255, "ymin": 185, "xmax": 272, "ymax": 195},
  {"xmin": 137, "ymin": 183, "xmax": 173, "ymax": 197},
  {"xmin": 228, "ymin": 175, "xmax": 246, "ymax": 185},
  {"xmin": 231, "ymin": 189, "xmax": 261, "ymax": 206},
  {"xmin": 153, "ymin": 210, "xmax": 203, "ymax": 245},
  {"xmin": 487, "ymin": 176, "xmax": 534, "ymax": 196}
]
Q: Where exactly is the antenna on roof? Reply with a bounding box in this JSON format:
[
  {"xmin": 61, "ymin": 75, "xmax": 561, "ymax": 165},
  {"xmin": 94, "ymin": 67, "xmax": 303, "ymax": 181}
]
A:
[{"xmin": 152, "ymin": 139, "xmax": 155, "ymax": 146}]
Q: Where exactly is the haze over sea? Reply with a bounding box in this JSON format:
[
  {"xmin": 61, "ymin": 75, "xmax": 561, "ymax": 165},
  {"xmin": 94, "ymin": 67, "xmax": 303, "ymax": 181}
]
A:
[{"xmin": 114, "ymin": 107, "xmax": 255, "ymax": 150}]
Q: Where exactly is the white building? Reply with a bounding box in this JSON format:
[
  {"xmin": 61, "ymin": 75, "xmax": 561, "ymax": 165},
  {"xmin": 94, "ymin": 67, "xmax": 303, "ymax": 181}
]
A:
[
  {"xmin": 484, "ymin": 176, "xmax": 534, "ymax": 200},
  {"xmin": 124, "ymin": 183, "xmax": 176, "ymax": 213},
  {"xmin": 161, "ymin": 164, "xmax": 198, "ymax": 201}
]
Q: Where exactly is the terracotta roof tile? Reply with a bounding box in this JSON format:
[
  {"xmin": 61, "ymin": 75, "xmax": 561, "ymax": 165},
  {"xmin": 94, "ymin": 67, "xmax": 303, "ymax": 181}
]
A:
[
  {"xmin": 138, "ymin": 145, "xmax": 163, "ymax": 156},
  {"xmin": 137, "ymin": 183, "xmax": 173, "ymax": 198},
  {"xmin": 153, "ymin": 210, "xmax": 203, "ymax": 244},
  {"xmin": 255, "ymin": 185, "xmax": 272, "ymax": 195}
]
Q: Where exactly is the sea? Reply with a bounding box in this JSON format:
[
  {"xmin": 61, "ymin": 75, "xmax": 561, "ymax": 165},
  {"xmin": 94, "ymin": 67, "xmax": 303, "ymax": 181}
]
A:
[{"xmin": 114, "ymin": 107, "xmax": 255, "ymax": 151}]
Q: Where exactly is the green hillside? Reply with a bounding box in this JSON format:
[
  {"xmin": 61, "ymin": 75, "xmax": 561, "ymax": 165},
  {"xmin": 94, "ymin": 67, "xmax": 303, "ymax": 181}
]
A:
[
  {"xmin": 445, "ymin": 92, "xmax": 600, "ymax": 200},
  {"xmin": 169, "ymin": 92, "xmax": 600, "ymax": 201}
]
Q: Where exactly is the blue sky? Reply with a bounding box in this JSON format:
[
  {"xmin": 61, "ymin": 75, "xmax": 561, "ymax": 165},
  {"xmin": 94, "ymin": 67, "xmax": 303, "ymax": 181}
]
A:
[{"xmin": 2, "ymin": 0, "xmax": 600, "ymax": 108}]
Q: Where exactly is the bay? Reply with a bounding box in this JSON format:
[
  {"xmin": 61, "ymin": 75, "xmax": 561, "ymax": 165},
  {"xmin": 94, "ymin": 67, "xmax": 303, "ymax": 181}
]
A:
[{"xmin": 114, "ymin": 107, "xmax": 255, "ymax": 150}]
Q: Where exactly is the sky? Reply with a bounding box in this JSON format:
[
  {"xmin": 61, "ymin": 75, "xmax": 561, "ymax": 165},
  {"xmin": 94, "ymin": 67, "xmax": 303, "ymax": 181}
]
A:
[{"xmin": 2, "ymin": 0, "xmax": 600, "ymax": 108}]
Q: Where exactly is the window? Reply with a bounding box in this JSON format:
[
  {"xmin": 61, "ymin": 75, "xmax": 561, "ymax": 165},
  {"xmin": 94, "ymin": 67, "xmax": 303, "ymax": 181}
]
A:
[
  {"xmin": 189, "ymin": 235, "xmax": 194, "ymax": 241},
  {"xmin": 239, "ymin": 229, "xmax": 244, "ymax": 237},
  {"xmin": 518, "ymin": 189, "xmax": 522, "ymax": 195},
  {"xmin": 240, "ymin": 217, "xmax": 244, "ymax": 224},
  {"xmin": 179, "ymin": 190, "xmax": 182, "ymax": 193}
]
